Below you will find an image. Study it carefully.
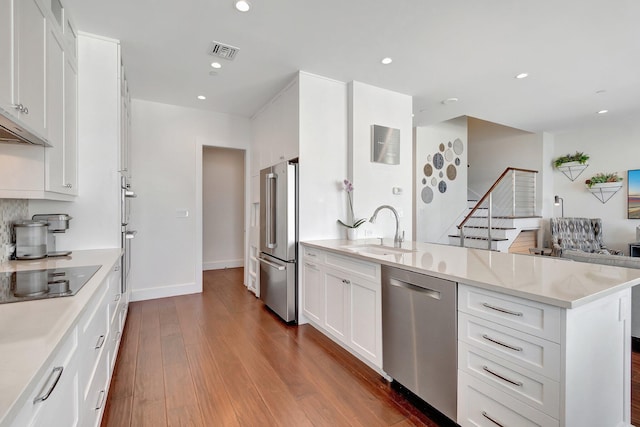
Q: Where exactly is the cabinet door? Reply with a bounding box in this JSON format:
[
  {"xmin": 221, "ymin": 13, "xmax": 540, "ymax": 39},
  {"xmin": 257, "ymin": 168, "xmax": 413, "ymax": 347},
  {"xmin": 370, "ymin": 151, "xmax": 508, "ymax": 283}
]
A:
[
  {"xmin": 324, "ymin": 270, "xmax": 349, "ymax": 341},
  {"xmin": 302, "ymin": 260, "xmax": 324, "ymax": 324},
  {"xmin": 63, "ymin": 56, "xmax": 78, "ymax": 193},
  {"xmin": 15, "ymin": 0, "xmax": 47, "ymax": 135},
  {"xmin": 349, "ymin": 277, "xmax": 380, "ymax": 365},
  {"xmin": 44, "ymin": 22, "xmax": 64, "ymax": 191},
  {"xmin": 0, "ymin": 0, "xmax": 14, "ymax": 111}
]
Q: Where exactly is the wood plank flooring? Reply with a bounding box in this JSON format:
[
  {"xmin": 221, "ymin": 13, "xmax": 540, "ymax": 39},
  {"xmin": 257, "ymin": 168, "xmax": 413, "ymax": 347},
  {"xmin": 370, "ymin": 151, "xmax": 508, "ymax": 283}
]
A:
[{"xmin": 102, "ymin": 268, "xmax": 640, "ymax": 427}]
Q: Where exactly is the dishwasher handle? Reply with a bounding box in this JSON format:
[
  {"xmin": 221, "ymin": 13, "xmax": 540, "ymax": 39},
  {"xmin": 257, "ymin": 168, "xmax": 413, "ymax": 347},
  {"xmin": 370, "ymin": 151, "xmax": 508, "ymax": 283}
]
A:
[{"xmin": 388, "ymin": 278, "xmax": 441, "ymax": 300}]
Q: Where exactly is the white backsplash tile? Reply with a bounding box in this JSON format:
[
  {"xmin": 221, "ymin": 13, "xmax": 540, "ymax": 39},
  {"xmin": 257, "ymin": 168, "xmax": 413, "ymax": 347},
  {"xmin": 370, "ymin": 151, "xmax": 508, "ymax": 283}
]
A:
[{"xmin": 0, "ymin": 199, "xmax": 28, "ymax": 262}]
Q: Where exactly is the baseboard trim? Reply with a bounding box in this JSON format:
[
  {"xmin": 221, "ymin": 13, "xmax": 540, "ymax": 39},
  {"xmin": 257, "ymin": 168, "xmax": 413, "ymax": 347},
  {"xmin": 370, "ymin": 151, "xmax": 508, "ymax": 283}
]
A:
[
  {"xmin": 633, "ymin": 336, "xmax": 640, "ymax": 353},
  {"xmin": 203, "ymin": 259, "xmax": 244, "ymax": 271},
  {"xmin": 130, "ymin": 282, "xmax": 200, "ymax": 302}
]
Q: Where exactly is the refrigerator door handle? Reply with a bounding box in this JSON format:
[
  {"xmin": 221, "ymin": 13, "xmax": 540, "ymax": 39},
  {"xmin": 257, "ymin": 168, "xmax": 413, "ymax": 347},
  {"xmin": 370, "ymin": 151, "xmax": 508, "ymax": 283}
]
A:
[
  {"xmin": 258, "ymin": 256, "xmax": 286, "ymax": 271},
  {"xmin": 265, "ymin": 173, "xmax": 277, "ymax": 249}
]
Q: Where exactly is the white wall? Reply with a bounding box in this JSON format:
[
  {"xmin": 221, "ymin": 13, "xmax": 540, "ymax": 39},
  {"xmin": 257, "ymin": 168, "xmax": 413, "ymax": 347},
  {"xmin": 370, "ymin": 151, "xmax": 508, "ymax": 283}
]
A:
[
  {"xmin": 553, "ymin": 118, "xmax": 640, "ymax": 253},
  {"xmin": 415, "ymin": 117, "xmax": 468, "ymax": 243},
  {"xmin": 130, "ymin": 99, "xmax": 250, "ymax": 301},
  {"xmin": 349, "ymin": 81, "xmax": 413, "ymax": 241},
  {"xmin": 202, "ymin": 147, "xmax": 245, "ymax": 270},
  {"xmin": 298, "ymin": 72, "xmax": 349, "ymax": 242}
]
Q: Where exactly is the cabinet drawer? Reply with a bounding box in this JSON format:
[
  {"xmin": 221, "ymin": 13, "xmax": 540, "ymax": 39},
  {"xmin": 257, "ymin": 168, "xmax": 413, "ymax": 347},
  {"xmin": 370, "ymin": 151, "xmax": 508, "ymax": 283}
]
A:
[
  {"xmin": 458, "ymin": 371, "xmax": 559, "ymax": 427},
  {"xmin": 458, "ymin": 341, "xmax": 559, "ymax": 418},
  {"xmin": 459, "ymin": 313, "xmax": 560, "ymax": 380},
  {"xmin": 458, "ymin": 284, "xmax": 561, "ymax": 342},
  {"xmin": 77, "ymin": 288, "xmax": 109, "ymax": 398},
  {"xmin": 325, "ymin": 252, "xmax": 379, "ymax": 281},
  {"xmin": 10, "ymin": 327, "xmax": 79, "ymax": 427},
  {"xmin": 80, "ymin": 345, "xmax": 109, "ymax": 427}
]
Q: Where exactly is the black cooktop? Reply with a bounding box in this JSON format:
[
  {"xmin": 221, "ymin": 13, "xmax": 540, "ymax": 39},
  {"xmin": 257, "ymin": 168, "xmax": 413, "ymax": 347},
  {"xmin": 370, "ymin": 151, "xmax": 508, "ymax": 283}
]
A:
[{"xmin": 0, "ymin": 265, "xmax": 101, "ymax": 304}]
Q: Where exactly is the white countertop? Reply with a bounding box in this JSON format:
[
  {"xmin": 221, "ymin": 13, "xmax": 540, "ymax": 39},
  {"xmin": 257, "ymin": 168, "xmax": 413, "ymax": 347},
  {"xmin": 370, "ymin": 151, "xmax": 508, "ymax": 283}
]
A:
[
  {"xmin": 0, "ymin": 249, "xmax": 122, "ymax": 426},
  {"xmin": 302, "ymin": 239, "xmax": 640, "ymax": 308}
]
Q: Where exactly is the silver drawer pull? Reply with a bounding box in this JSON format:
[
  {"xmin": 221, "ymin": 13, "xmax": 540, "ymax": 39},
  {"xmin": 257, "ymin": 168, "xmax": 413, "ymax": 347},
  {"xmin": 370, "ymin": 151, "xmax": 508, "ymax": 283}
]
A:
[
  {"xmin": 482, "ymin": 302, "xmax": 523, "ymax": 317},
  {"xmin": 33, "ymin": 366, "xmax": 64, "ymax": 403},
  {"xmin": 306, "ymin": 252, "xmax": 317, "ymax": 257},
  {"xmin": 482, "ymin": 365, "xmax": 523, "ymax": 387},
  {"xmin": 482, "ymin": 411, "xmax": 506, "ymax": 427},
  {"xmin": 342, "ymin": 279, "xmax": 351, "ymax": 285},
  {"xmin": 95, "ymin": 334, "xmax": 106, "ymax": 349},
  {"xmin": 114, "ymin": 293, "xmax": 121, "ymax": 301},
  {"xmin": 95, "ymin": 390, "xmax": 106, "ymax": 410},
  {"xmin": 482, "ymin": 334, "xmax": 523, "ymax": 352},
  {"xmin": 304, "ymin": 262, "xmax": 318, "ymax": 269}
]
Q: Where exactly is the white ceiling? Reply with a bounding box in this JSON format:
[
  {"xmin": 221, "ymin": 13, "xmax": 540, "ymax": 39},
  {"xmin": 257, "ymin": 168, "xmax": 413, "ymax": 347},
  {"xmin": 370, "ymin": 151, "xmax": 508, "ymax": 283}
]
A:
[{"xmin": 64, "ymin": 0, "xmax": 640, "ymax": 133}]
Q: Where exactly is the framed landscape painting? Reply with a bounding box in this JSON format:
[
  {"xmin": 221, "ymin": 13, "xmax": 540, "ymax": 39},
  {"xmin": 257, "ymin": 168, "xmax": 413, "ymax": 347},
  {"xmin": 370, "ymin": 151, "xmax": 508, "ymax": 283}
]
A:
[{"xmin": 629, "ymin": 169, "xmax": 640, "ymax": 219}]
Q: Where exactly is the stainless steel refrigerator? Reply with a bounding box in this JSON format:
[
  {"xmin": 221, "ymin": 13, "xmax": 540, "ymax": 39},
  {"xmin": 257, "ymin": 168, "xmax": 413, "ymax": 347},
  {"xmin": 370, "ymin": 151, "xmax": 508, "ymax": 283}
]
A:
[{"xmin": 259, "ymin": 161, "xmax": 298, "ymax": 323}]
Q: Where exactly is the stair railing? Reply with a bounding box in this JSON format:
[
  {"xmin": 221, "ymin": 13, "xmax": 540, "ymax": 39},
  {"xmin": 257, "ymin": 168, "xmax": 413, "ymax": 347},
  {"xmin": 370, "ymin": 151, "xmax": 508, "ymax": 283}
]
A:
[{"xmin": 458, "ymin": 167, "xmax": 538, "ymax": 250}]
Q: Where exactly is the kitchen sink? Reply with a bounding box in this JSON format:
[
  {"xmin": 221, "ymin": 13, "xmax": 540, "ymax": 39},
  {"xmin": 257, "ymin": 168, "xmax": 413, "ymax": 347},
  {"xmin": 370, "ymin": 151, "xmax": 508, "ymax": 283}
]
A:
[{"xmin": 340, "ymin": 244, "xmax": 416, "ymax": 256}]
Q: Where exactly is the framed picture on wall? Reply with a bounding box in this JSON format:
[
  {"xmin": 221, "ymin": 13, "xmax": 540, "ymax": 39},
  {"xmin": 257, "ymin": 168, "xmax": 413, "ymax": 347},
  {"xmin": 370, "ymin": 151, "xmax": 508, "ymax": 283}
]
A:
[{"xmin": 628, "ymin": 169, "xmax": 640, "ymax": 219}]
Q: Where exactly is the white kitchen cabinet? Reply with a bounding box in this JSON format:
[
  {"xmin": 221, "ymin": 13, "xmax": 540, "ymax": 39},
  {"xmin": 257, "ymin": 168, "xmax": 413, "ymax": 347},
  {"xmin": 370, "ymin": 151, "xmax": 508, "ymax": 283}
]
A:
[
  {"xmin": 0, "ymin": 0, "xmax": 78, "ymax": 200},
  {"xmin": 119, "ymin": 67, "xmax": 131, "ymax": 177},
  {"xmin": 301, "ymin": 248, "xmax": 324, "ymax": 324},
  {"xmin": 8, "ymin": 327, "xmax": 80, "ymax": 427},
  {"xmin": 300, "ymin": 244, "xmax": 383, "ymax": 370},
  {"xmin": 457, "ymin": 283, "xmax": 633, "ymax": 427},
  {"xmin": 44, "ymin": 20, "xmax": 77, "ymax": 195},
  {"xmin": 13, "ymin": 0, "xmax": 47, "ymax": 135}
]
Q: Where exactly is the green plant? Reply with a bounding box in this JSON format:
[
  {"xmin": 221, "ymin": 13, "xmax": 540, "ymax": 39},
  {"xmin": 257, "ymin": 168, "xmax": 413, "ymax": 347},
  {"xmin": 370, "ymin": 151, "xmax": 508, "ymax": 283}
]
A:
[
  {"xmin": 585, "ymin": 172, "xmax": 623, "ymax": 188},
  {"xmin": 554, "ymin": 151, "xmax": 590, "ymax": 168}
]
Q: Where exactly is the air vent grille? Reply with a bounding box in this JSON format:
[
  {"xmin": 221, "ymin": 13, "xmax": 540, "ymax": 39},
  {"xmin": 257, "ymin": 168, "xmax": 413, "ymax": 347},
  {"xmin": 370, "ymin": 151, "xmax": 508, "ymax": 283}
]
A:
[{"xmin": 208, "ymin": 41, "xmax": 239, "ymax": 60}]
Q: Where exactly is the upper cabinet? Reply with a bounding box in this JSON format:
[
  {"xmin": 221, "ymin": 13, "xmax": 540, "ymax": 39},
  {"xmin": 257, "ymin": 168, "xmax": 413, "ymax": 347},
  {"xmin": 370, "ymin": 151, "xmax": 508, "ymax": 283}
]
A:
[
  {"xmin": 11, "ymin": 0, "xmax": 47, "ymax": 136},
  {"xmin": 0, "ymin": 0, "xmax": 78, "ymax": 200}
]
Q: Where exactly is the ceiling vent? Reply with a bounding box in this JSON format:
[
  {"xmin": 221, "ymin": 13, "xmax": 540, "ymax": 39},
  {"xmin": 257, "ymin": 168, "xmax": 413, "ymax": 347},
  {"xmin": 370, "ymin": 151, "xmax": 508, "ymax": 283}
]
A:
[{"xmin": 208, "ymin": 41, "xmax": 239, "ymax": 60}]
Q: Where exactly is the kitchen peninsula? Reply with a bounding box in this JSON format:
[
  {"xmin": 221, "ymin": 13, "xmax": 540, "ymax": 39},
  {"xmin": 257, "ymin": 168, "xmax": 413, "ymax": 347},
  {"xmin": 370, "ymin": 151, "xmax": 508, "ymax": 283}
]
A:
[{"xmin": 301, "ymin": 239, "xmax": 640, "ymax": 427}]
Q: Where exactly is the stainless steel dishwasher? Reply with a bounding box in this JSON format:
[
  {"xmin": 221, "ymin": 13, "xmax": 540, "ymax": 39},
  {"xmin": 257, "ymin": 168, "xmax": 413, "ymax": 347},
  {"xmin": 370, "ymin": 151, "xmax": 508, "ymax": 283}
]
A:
[{"xmin": 382, "ymin": 265, "xmax": 457, "ymax": 423}]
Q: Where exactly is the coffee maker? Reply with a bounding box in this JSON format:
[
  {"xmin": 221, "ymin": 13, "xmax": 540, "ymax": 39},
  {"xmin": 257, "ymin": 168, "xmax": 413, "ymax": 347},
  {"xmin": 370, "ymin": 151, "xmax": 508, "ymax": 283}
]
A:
[{"xmin": 31, "ymin": 214, "xmax": 73, "ymax": 257}]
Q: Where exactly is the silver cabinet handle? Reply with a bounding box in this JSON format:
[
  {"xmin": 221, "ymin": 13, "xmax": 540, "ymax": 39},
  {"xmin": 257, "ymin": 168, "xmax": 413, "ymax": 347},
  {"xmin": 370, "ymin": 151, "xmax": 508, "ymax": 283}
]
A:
[
  {"xmin": 341, "ymin": 279, "xmax": 351, "ymax": 285},
  {"xmin": 23, "ymin": 106, "xmax": 29, "ymax": 114},
  {"xmin": 64, "ymin": 183, "xmax": 72, "ymax": 188},
  {"xmin": 482, "ymin": 334, "xmax": 523, "ymax": 352},
  {"xmin": 482, "ymin": 411, "xmax": 505, "ymax": 427},
  {"xmin": 304, "ymin": 262, "xmax": 318, "ymax": 269},
  {"xmin": 95, "ymin": 334, "xmax": 106, "ymax": 349},
  {"xmin": 482, "ymin": 365, "xmax": 523, "ymax": 387},
  {"xmin": 33, "ymin": 366, "xmax": 64, "ymax": 403},
  {"xmin": 305, "ymin": 252, "xmax": 316, "ymax": 257},
  {"xmin": 13, "ymin": 103, "xmax": 24, "ymax": 112},
  {"xmin": 95, "ymin": 390, "xmax": 106, "ymax": 410},
  {"xmin": 482, "ymin": 302, "xmax": 523, "ymax": 317},
  {"xmin": 114, "ymin": 293, "xmax": 121, "ymax": 301}
]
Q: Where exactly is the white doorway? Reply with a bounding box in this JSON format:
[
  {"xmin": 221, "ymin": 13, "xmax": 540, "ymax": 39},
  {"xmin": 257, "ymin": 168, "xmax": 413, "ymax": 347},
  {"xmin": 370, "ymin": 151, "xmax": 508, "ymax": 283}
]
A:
[{"xmin": 202, "ymin": 146, "xmax": 246, "ymax": 271}]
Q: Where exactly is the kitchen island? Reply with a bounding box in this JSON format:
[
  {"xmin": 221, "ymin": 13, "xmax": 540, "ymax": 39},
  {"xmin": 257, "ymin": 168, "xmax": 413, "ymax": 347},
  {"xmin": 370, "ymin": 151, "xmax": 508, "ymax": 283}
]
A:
[
  {"xmin": 0, "ymin": 249, "xmax": 123, "ymax": 427},
  {"xmin": 301, "ymin": 239, "xmax": 640, "ymax": 427}
]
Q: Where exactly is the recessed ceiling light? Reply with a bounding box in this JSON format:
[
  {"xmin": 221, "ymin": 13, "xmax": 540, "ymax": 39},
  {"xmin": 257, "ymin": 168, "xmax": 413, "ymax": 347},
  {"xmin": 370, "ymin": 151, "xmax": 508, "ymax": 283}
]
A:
[
  {"xmin": 235, "ymin": 0, "xmax": 251, "ymax": 12},
  {"xmin": 381, "ymin": 57, "xmax": 393, "ymax": 65},
  {"xmin": 597, "ymin": 109, "xmax": 609, "ymax": 114},
  {"xmin": 197, "ymin": 95, "xmax": 206, "ymax": 100},
  {"xmin": 441, "ymin": 97, "xmax": 459, "ymax": 105},
  {"xmin": 211, "ymin": 62, "xmax": 222, "ymax": 69},
  {"xmin": 515, "ymin": 73, "xmax": 529, "ymax": 79}
]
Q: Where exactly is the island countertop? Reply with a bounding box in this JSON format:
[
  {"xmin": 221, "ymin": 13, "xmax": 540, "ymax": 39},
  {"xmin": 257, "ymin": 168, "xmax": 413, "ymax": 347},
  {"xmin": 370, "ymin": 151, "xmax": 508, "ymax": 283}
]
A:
[
  {"xmin": 301, "ymin": 239, "xmax": 640, "ymax": 309},
  {"xmin": 0, "ymin": 248, "xmax": 122, "ymax": 426}
]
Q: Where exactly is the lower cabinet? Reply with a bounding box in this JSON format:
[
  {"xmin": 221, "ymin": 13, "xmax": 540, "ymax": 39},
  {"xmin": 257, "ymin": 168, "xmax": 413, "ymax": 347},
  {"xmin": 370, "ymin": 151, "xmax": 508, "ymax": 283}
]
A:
[
  {"xmin": 6, "ymin": 259, "xmax": 126, "ymax": 427},
  {"xmin": 301, "ymin": 245, "xmax": 382, "ymax": 369}
]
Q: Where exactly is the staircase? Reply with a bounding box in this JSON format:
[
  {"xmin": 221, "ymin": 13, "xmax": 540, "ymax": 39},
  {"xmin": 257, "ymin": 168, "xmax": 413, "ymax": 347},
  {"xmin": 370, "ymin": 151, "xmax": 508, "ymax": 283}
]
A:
[{"xmin": 448, "ymin": 168, "xmax": 541, "ymax": 252}]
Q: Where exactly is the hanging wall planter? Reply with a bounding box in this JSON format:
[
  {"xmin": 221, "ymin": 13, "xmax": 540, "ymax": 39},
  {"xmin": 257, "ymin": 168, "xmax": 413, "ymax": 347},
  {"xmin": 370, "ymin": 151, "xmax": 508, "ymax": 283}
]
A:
[
  {"xmin": 585, "ymin": 172, "xmax": 623, "ymax": 204},
  {"xmin": 554, "ymin": 152, "xmax": 590, "ymax": 181}
]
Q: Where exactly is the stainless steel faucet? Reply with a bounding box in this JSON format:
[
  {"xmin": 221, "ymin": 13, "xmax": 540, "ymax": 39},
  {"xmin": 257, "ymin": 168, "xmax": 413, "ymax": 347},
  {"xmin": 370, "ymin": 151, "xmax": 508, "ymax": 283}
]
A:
[{"xmin": 369, "ymin": 205, "xmax": 404, "ymax": 247}]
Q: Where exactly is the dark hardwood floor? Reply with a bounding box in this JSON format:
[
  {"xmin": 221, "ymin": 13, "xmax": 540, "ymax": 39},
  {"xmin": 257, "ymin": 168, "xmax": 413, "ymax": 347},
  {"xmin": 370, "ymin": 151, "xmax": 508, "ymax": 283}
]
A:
[{"xmin": 102, "ymin": 268, "xmax": 640, "ymax": 426}]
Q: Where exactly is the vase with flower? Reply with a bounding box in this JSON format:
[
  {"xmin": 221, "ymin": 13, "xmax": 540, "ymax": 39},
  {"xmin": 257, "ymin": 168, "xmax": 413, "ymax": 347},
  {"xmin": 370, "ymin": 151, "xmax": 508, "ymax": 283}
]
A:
[{"xmin": 337, "ymin": 179, "xmax": 366, "ymax": 240}]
